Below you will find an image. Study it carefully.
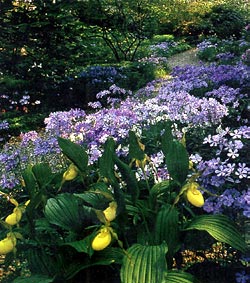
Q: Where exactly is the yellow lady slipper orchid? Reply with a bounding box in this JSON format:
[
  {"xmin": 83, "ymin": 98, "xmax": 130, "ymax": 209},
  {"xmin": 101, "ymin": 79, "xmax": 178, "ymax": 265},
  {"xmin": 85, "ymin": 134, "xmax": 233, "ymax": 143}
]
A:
[
  {"xmin": 9, "ymin": 198, "xmax": 19, "ymax": 207},
  {"xmin": 4, "ymin": 197, "xmax": 30, "ymax": 226},
  {"xmin": 103, "ymin": 201, "xmax": 117, "ymax": 222},
  {"xmin": 186, "ymin": 182, "xmax": 204, "ymax": 207},
  {"xmin": 91, "ymin": 227, "xmax": 112, "ymax": 251},
  {"xmin": 5, "ymin": 207, "xmax": 22, "ymax": 226},
  {"xmin": 0, "ymin": 233, "xmax": 16, "ymax": 255},
  {"xmin": 63, "ymin": 164, "xmax": 79, "ymax": 181}
]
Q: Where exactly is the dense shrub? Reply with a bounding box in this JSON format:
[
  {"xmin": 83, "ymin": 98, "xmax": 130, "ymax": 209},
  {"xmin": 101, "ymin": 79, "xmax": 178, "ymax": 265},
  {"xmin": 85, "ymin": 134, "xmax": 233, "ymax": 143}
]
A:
[
  {"xmin": 176, "ymin": 4, "xmax": 247, "ymax": 43},
  {"xmin": 197, "ymin": 37, "xmax": 250, "ymax": 63},
  {"xmin": 202, "ymin": 5, "xmax": 246, "ymax": 39}
]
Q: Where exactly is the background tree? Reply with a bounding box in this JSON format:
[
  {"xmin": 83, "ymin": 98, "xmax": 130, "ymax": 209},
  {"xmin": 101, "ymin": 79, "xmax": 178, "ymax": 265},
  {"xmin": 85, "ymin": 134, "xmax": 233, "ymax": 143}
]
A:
[{"xmin": 76, "ymin": 0, "xmax": 160, "ymax": 62}]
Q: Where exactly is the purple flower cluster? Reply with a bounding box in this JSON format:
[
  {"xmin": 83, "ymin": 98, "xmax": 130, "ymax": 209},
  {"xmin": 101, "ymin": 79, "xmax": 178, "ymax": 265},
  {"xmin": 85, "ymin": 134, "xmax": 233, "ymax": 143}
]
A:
[
  {"xmin": 242, "ymin": 49, "xmax": 250, "ymax": 66},
  {"xmin": 171, "ymin": 63, "xmax": 248, "ymax": 87},
  {"xmin": 76, "ymin": 65, "xmax": 126, "ymax": 85},
  {"xmin": 193, "ymin": 125, "xmax": 250, "ymax": 216},
  {"xmin": 236, "ymin": 270, "xmax": 250, "ymax": 283},
  {"xmin": 44, "ymin": 109, "xmax": 86, "ymax": 136},
  {"xmin": 138, "ymin": 55, "xmax": 168, "ymax": 65},
  {"xmin": 0, "ymin": 93, "xmax": 40, "ymax": 113},
  {"xmin": 216, "ymin": 52, "xmax": 235, "ymax": 61},
  {"xmin": 203, "ymin": 188, "xmax": 250, "ymax": 217},
  {"xmin": 149, "ymin": 41, "xmax": 177, "ymax": 57},
  {"xmin": 0, "ymin": 120, "xmax": 9, "ymax": 130},
  {"xmin": 204, "ymin": 85, "xmax": 244, "ymax": 106},
  {"xmin": 197, "ymin": 40, "xmax": 218, "ymax": 52}
]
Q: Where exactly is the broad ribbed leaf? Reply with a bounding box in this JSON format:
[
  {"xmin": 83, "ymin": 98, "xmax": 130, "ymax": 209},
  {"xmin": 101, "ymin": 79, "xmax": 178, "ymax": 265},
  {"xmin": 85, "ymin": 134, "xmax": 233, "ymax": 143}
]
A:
[
  {"xmin": 64, "ymin": 248, "xmax": 123, "ymax": 280},
  {"xmin": 26, "ymin": 247, "xmax": 58, "ymax": 276},
  {"xmin": 165, "ymin": 270, "xmax": 196, "ymax": 283},
  {"xmin": 155, "ymin": 204, "xmax": 180, "ymax": 264},
  {"xmin": 99, "ymin": 138, "xmax": 117, "ymax": 186},
  {"xmin": 13, "ymin": 275, "xmax": 54, "ymax": 283},
  {"xmin": 22, "ymin": 165, "xmax": 38, "ymax": 197},
  {"xmin": 114, "ymin": 156, "xmax": 139, "ymax": 203},
  {"xmin": 163, "ymin": 140, "xmax": 189, "ymax": 185},
  {"xmin": 161, "ymin": 122, "xmax": 174, "ymax": 155},
  {"xmin": 45, "ymin": 194, "xmax": 95, "ymax": 232},
  {"xmin": 57, "ymin": 137, "xmax": 88, "ymax": 173},
  {"xmin": 32, "ymin": 163, "xmax": 53, "ymax": 189},
  {"xmin": 65, "ymin": 234, "xmax": 93, "ymax": 255},
  {"xmin": 75, "ymin": 192, "xmax": 109, "ymax": 209},
  {"xmin": 120, "ymin": 243, "xmax": 168, "ymax": 283},
  {"xmin": 150, "ymin": 180, "xmax": 170, "ymax": 200},
  {"xmin": 129, "ymin": 131, "xmax": 145, "ymax": 161},
  {"xmin": 184, "ymin": 215, "xmax": 247, "ymax": 253}
]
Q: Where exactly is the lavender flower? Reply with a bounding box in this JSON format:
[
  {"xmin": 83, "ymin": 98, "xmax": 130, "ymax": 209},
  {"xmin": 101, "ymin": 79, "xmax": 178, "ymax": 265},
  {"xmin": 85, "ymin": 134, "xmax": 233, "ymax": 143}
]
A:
[
  {"xmin": 0, "ymin": 120, "xmax": 9, "ymax": 130},
  {"xmin": 236, "ymin": 270, "xmax": 250, "ymax": 283}
]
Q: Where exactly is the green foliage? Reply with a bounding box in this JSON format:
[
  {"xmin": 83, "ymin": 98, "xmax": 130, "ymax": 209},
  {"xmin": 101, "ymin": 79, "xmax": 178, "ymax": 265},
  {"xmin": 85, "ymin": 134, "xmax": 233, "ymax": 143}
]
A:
[
  {"xmin": 197, "ymin": 36, "xmax": 250, "ymax": 63},
  {"xmin": 157, "ymin": 0, "xmax": 248, "ymax": 42},
  {"xmin": 57, "ymin": 137, "xmax": 88, "ymax": 173},
  {"xmin": 184, "ymin": 214, "xmax": 247, "ymax": 253},
  {"xmin": 0, "ymin": 112, "xmax": 47, "ymax": 147},
  {"xmin": 121, "ymin": 61, "xmax": 157, "ymax": 90},
  {"xmin": 165, "ymin": 270, "xmax": 197, "ymax": 283},
  {"xmin": 0, "ymin": 125, "xmax": 247, "ymax": 282},
  {"xmin": 76, "ymin": 0, "xmax": 159, "ymax": 62},
  {"xmin": 120, "ymin": 243, "xmax": 168, "ymax": 283},
  {"xmin": 201, "ymin": 4, "xmax": 246, "ymax": 39},
  {"xmin": 161, "ymin": 123, "xmax": 189, "ymax": 185},
  {"xmin": 13, "ymin": 274, "xmax": 54, "ymax": 283}
]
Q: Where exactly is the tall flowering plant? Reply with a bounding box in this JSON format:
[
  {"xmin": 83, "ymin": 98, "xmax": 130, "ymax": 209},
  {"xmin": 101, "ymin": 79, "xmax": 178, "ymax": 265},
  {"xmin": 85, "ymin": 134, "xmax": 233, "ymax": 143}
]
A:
[{"xmin": 0, "ymin": 124, "xmax": 247, "ymax": 283}]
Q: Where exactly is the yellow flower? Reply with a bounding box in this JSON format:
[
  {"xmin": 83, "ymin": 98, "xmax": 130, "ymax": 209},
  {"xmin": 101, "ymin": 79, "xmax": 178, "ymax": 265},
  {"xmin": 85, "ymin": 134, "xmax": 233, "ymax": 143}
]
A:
[
  {"xmin": 91, "ymin": 227, "xmax": 112, "ymax": 251},
  {"xmin": 0, "ymin": 233, "xmax": 16, "ymax": 255},
  {"xmin": 186, "ymin": 182, "xmax": 204, "ymax": 207},
  {"xmin": 103, "ymin": 201, "xmax": 117, "ymax": 222},
  {"xmin": 4, "ymin": 197, "xmax": 30, "ymax": 226},
  {"xmin": 5, "ymin": 207, "xmax": 22, "ymax": 226},
  {"xmin": 63, "ymin": 164, "xmax": 78, "ymax": 181},
  {"xmin": 188, "ymin": 160, "xmax": 194, "ymax": 170}
]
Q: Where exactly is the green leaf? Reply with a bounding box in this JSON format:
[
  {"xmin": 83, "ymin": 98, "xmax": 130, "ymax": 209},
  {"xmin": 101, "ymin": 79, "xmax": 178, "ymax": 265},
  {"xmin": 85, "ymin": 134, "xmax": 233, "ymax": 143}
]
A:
[
  {"xmin": 120, "ymin": 243, "xmax": 168, "ymax": 283},
  {"xmin": 165, "ymin": 270, "xmax": 196, "ymax": 283},
  {"xmin": 114, "ymin": 156, "xmax": 139, "ymax": 203},
  {"xmin": 163, "ymin": 140, "xmax": 189, "ymax": 185},
  {"xmin": 150, "ymin": 180, "xmax": 170, "ymax": 200},
  {"xmin": 99, "ymin": 138, "xmax": 118, "ymax": 186},
  {"xmin": 45, "ymin": 193, "xmax": 95, "ymax": 232},
  {"xmin": 65, "ymin": 233, "xmax": 94, "ymax": 256},
  {"xmin": 161, "ymin": 122, "xmax": 174, "ymax": 155},
  {"xmin": 22, "ymin": 165, "xmax": 38, "ymax": 197},
  {"xmin": 129, "ymin": 131, "xmax": 145, "ymax": 161},
  {"xmin": 154, "ymin": 204, "xmax": 180, "ymax": 265},
  {"xmin": 12, "ymin": 275, "xmax": 54, "ymax": 283},
  {"xmin": 74, "ymin": 191, "xmax": 109, "ymax": 209},
  {"xmin": 25, "ymin": 247, "xmax": 58, "ymax": 276},
  {"xmin": 64, "ymin": 247, "xmax": 122, "ymax": 280},
  {"xmin": 184, "ymin": 214, "xmax": 247, "ymax": 253},
  {"xmin": 57, "ymin": 137, "xmax": 88, "ymax": 173},
  {"xmin": 32, "ymin": 163, "xmax": 53, "ymax": 189}
]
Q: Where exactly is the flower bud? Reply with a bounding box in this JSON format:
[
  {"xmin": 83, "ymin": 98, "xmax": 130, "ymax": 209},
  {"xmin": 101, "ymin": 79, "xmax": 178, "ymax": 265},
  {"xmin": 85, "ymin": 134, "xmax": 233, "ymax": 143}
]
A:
[
  {"xmin": 63, "ymin": 164, "xmax": 78, "ymax": 181},
  {"xmin": 91, "ymin": 227, "xmax": 112, "ymax": 251},
  {"xmin": 103, "ymin": 201, "xmax": 117, "ymax": 222},
  {"xmin": 186, "ymin": 182, "xmax": 204, "ymax": 207}
]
